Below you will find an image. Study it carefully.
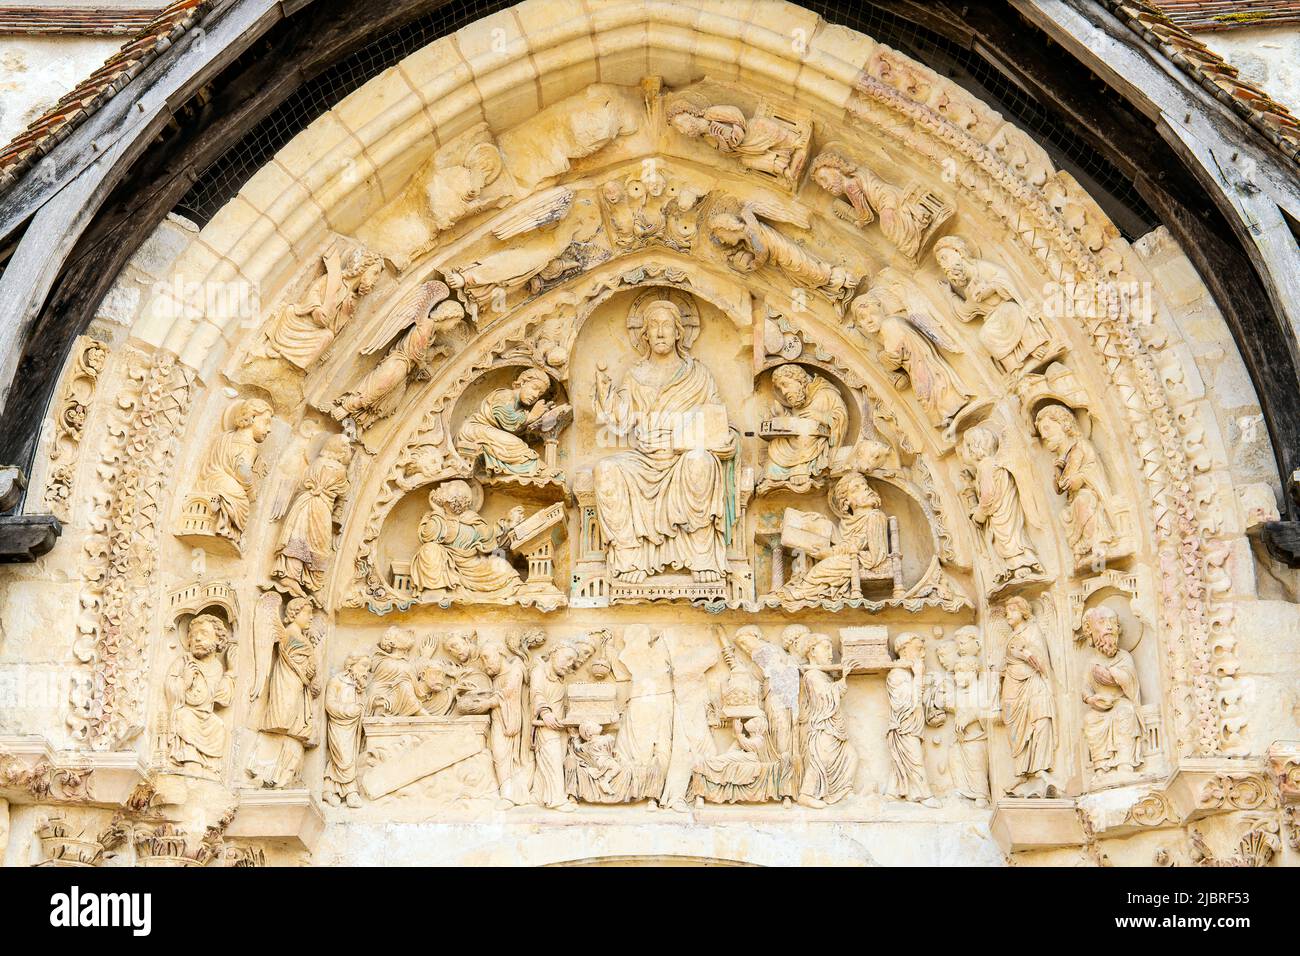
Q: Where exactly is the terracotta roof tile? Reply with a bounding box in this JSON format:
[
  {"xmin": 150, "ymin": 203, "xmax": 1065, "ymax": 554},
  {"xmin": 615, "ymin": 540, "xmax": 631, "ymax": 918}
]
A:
[
  {"xmin": 1147, "ymin": 1, "xmax": 1300, "ymax": 31},
  {"xmin": 0, "ymin": 0, "xmax": 210, "ymax": 194},
  {"xmin": 0, "ymin": 6, "xmax": 164, "ymax": 35},
  {"xmin": 1107, "ymin": 0, "xmax": 1300, "ymax": 165}
]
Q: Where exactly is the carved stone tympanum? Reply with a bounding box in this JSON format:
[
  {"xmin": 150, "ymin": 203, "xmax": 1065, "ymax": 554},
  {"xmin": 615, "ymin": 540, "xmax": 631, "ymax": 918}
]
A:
[{"xmin": 16, "ymin": 11, "xmax": 1294, "ymax": 868}]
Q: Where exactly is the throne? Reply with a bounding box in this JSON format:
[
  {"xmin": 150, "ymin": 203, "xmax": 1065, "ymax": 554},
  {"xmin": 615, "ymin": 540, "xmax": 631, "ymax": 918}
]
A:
[{"xmin": 570, "ymin": 461, "xmax": 754, "ymax": 607}]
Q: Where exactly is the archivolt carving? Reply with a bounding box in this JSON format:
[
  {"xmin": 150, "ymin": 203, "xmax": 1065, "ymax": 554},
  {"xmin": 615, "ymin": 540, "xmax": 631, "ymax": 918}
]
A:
[
  {"xmin": 70, "ymin": 349, "xmax": 194, "ymax": 749},
  {"xmin": 33, "ymin": 3, "xmax": 1281, "ymax": 864}
]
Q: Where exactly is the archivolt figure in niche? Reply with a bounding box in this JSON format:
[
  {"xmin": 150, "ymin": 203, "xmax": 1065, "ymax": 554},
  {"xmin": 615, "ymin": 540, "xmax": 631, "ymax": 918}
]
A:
[
  {"xmin": 271, "ymin": 433, "xmax": 355, "ymax": 597},
  {"xmin": 1034, "ymin": 404, "xmax": 1119, "ymax": 569},
  {"xmin": 259, "ymin": 243, "xmax": 384, "ymax": 370},
  {"xmin": 933, "ymin": 236, "xmax": 1061, "ymax": 377},
  {"xmin": 850, "ymin": 278, "xmax": 976, "ymax": 440},
  {"xmin": 1079, "ymin": 605, "xmax": 1144, "ymax": 774},
  {"xmin": 810, "ymin": 146, "xmax": 953, "ymax": 262},
  {"xmin": 248, "ymin": 596, "xmax": 321, "ymax": 789},
  {"xmin": 331, "ymin": 280, "xmax": 468, "ymax": 429},
  {"xmin": 706, "ymin": 198, "xmax": 860, "ymax": 307},
  {"xmin": 186, "ymin": 397, "xmax": 274, "ymax": 545},
  {"xmin": 163, "ymin": 614, "xmax": 236, "ymax": 778},
  {"xmin": 665, "ymin": 90, "xmax": 808, "ymax": 187},
  {"xmin": 592, "ymin": 296, "xmax": 735, "ymax": 585},
  {"xmin": 959, "ymin": 425, "xmax": 1045, "ymax": 589}
]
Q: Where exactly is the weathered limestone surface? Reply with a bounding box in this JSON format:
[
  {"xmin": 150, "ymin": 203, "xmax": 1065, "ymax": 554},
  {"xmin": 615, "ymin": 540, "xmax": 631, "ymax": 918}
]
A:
[{"xmin": 0, "ymin": 0, "xmax": 1296, "ymax": 868}]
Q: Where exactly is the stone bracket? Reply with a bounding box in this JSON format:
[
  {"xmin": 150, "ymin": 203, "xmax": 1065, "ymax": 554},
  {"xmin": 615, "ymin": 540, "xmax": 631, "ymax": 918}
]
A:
[
  {"xmin": 990, "ymin": 798, "xmax": 1087, "ymax": 852},
  {"xmin": 0, "ymin": 513, "xmax": 61, "ymax": 562},
  {"xmin": 0, "ymin": 735, "xmax": 150, "ymax": 807},
  {"xmin": 226, "ymin": 788, "xmax": 326, "ymax": 853}
]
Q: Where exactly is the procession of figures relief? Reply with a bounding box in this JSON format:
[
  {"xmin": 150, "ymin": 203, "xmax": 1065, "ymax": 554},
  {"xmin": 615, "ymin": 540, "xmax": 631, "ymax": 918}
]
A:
[{"xmin": 54, "ymin": 71, "xmax": 1219, "ymax": 834}]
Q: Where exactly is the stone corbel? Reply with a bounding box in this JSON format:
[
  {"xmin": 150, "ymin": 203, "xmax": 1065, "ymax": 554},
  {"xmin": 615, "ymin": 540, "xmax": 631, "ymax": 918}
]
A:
[
  {"xmin": 989, "ymin": 798, "xmax": 1087, "ymax": 853},
  {"xmin": 1261, "ymin": 470, "xmax": 1300, "ymax": 567},
  {"xmin": 225, "ymin": 788, "xmax": 325, "ymax": 853},
  {"xmin": 0, "ymin": 467, "xmax": 60, "ymax": 561},
  {"xmin": 1163, "ymin": 759, "xmax": 1278, "ymax": 823},
  {"xmin": 0, "ymin": 735, "xmax": 150, "ymax": 808}
]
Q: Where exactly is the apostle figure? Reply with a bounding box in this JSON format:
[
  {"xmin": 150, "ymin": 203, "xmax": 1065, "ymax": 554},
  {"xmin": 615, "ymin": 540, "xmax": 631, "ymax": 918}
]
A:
[
  {"xmin": 934, "ymin": 236, "xmax": 1056, "ymax": 375},
  {"xmin": 192, "ymin": 398, "xmax": 273, "ymax": 543},
  {"xmin": 253, "ymin": 597, "xmax": 321, "ymax": 787},
  {"xmin": 262, "ymin": 245, "xmax": 383, "ymax": 370},
  {"xmin": 593, "ymin": 298, "xmax": 736, "ymax": 585},
  {"xmin": 960, "ymin": 426, "xmax": 1044, "ymax": 587},
  {"xmin": 1035, "ymin": 405, "xmax": 1118, "ymax": 569},
  {"xmin": 885, "ymin": 632, "xmax": 940, "ymax": 806},
  {"xmin": 481, "ymin": 634, "xmax": 532, "ymax": 806},
  {"xmin": 164, "ymin": 614, "xmax": 236, "ymax": 778},
  {"xmin": 455, "ymin": 368, "xmax": 562, "ymax": 478},
  {"xmin": 1080, "ymin": 606, "xmax": 1144, "ymax": 773},
  {"xmin": 812, "ymin": 149, "xmax": 948, "ymax": 262},
  {"xmin": 666, "ymin": 92, "xmax": 805, "ymax": 184},
  {"xmin": 408, "ymin": 480, "xmax": 522, "ymax": 599},
  {"xmin": 797, "ymin": 633, "xmax": 857, "ymax": 807},
  {"xmin": 1001, "ymin": 596, "xmax": 1057, "ymax": 797},
  {"xmin": 775, "ymin": 471, "xmax": 890, "ymax": 604},
  {"xmin": 365, "ymin": 627, "xmax": 426, "ymax": 717},
  {"xmin": 940, "ymin": 627, "xmax": 991, "ymax": 807},
  {"xmin": 324, "ymin": 653, "xmax": 370, "ymax": 808},
  {"xmin": 272, "ymin": 434, "xmax": 354, "ymax": 597},
  {"xmin": 762, "ymin": 364, "xmax": 848, "ymax": 490},
  {"xmin": 531, "ymin": 642, "xmax": 579, "ymax": 811},
  {"xmin": 851, "ymin": 283, "xmax": 974, "ymax": 440}
]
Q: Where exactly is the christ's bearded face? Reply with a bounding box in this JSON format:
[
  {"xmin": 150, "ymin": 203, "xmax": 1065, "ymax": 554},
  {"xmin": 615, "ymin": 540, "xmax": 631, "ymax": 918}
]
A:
[{"xmin": 645, "ymin": 309, "xmax": 680, "ymax": 356}]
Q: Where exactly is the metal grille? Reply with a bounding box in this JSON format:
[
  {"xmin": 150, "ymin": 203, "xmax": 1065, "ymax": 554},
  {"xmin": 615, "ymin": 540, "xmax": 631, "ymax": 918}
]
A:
[
  {"xmin": 175, "ymin": 0, "xmax": 1159, "ymax": 238},
  {"xmin": 174, "ymin": 0, "xmax": 517, "ymax": 223}
]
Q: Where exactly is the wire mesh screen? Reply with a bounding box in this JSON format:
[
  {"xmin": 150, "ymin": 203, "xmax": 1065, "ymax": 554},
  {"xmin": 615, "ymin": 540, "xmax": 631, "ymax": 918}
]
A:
[
  {"xmin": 173, "ymin": 0, "xmax": 518, "ymax": 224},
  {"xmin": 174, "ymin": 0, "xmax": 1159, "ymax": 238}
]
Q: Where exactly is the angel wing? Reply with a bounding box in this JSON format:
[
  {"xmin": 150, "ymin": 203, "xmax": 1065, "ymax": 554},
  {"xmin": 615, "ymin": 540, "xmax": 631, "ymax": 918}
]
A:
[
  {"xmin": 890, "ymin": 272, "xmax": 965, "ymax": 354},
  {"xmin": 249, "ymin": 591, "xmax": 285, "ymax": 703},
  {"xmin": 357, "ymin": 279, "xmax": 450, "ymax": 356},
  {"xmin": 490, "ymin": 186, "xmax": 573, "ymax": 241},
  {"xmin": 745, "ymin": 196, "xmax": 811, "ymax": 230},
  {"xmin": 267, "ymin": 420, "xmax": 322, "ymax": 522}
]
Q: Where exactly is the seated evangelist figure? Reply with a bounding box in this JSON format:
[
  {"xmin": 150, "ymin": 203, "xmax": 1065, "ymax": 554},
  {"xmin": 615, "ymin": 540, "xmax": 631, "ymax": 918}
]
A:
[
  {"xmin": 776, "ymin": 471, "xmax": 890, "ymax": 603},
  {"xmin": 408, "ymin": 480, "xmax": 522, "ymax": 599},
  {"xmin": 455, "ymin": 367, "xmax": 567, "ymax": 479},
  {"xmin": 592, "ymin": 297, "xmax": 737, "ymax": 585},
  {"xmin": 761, "ymin": 363, "xmax": 848, "ymax": 490}
]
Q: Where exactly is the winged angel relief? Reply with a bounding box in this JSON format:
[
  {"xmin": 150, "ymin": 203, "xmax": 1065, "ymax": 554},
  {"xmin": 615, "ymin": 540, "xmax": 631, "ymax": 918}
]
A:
[
  {"xmin": 706, "ymin": 197, "xmax": 860, "ymax": 309},
  {"xmin": 330, "ymin": 279, "xmax": 467, "ymax": 430},
  {"xmin": 443, "ymin": 188, "xmax": 604, "ymax": 312},
  {"xmin": 850, "ymin": 269, "xmax": 982, "ymax": 443}
]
